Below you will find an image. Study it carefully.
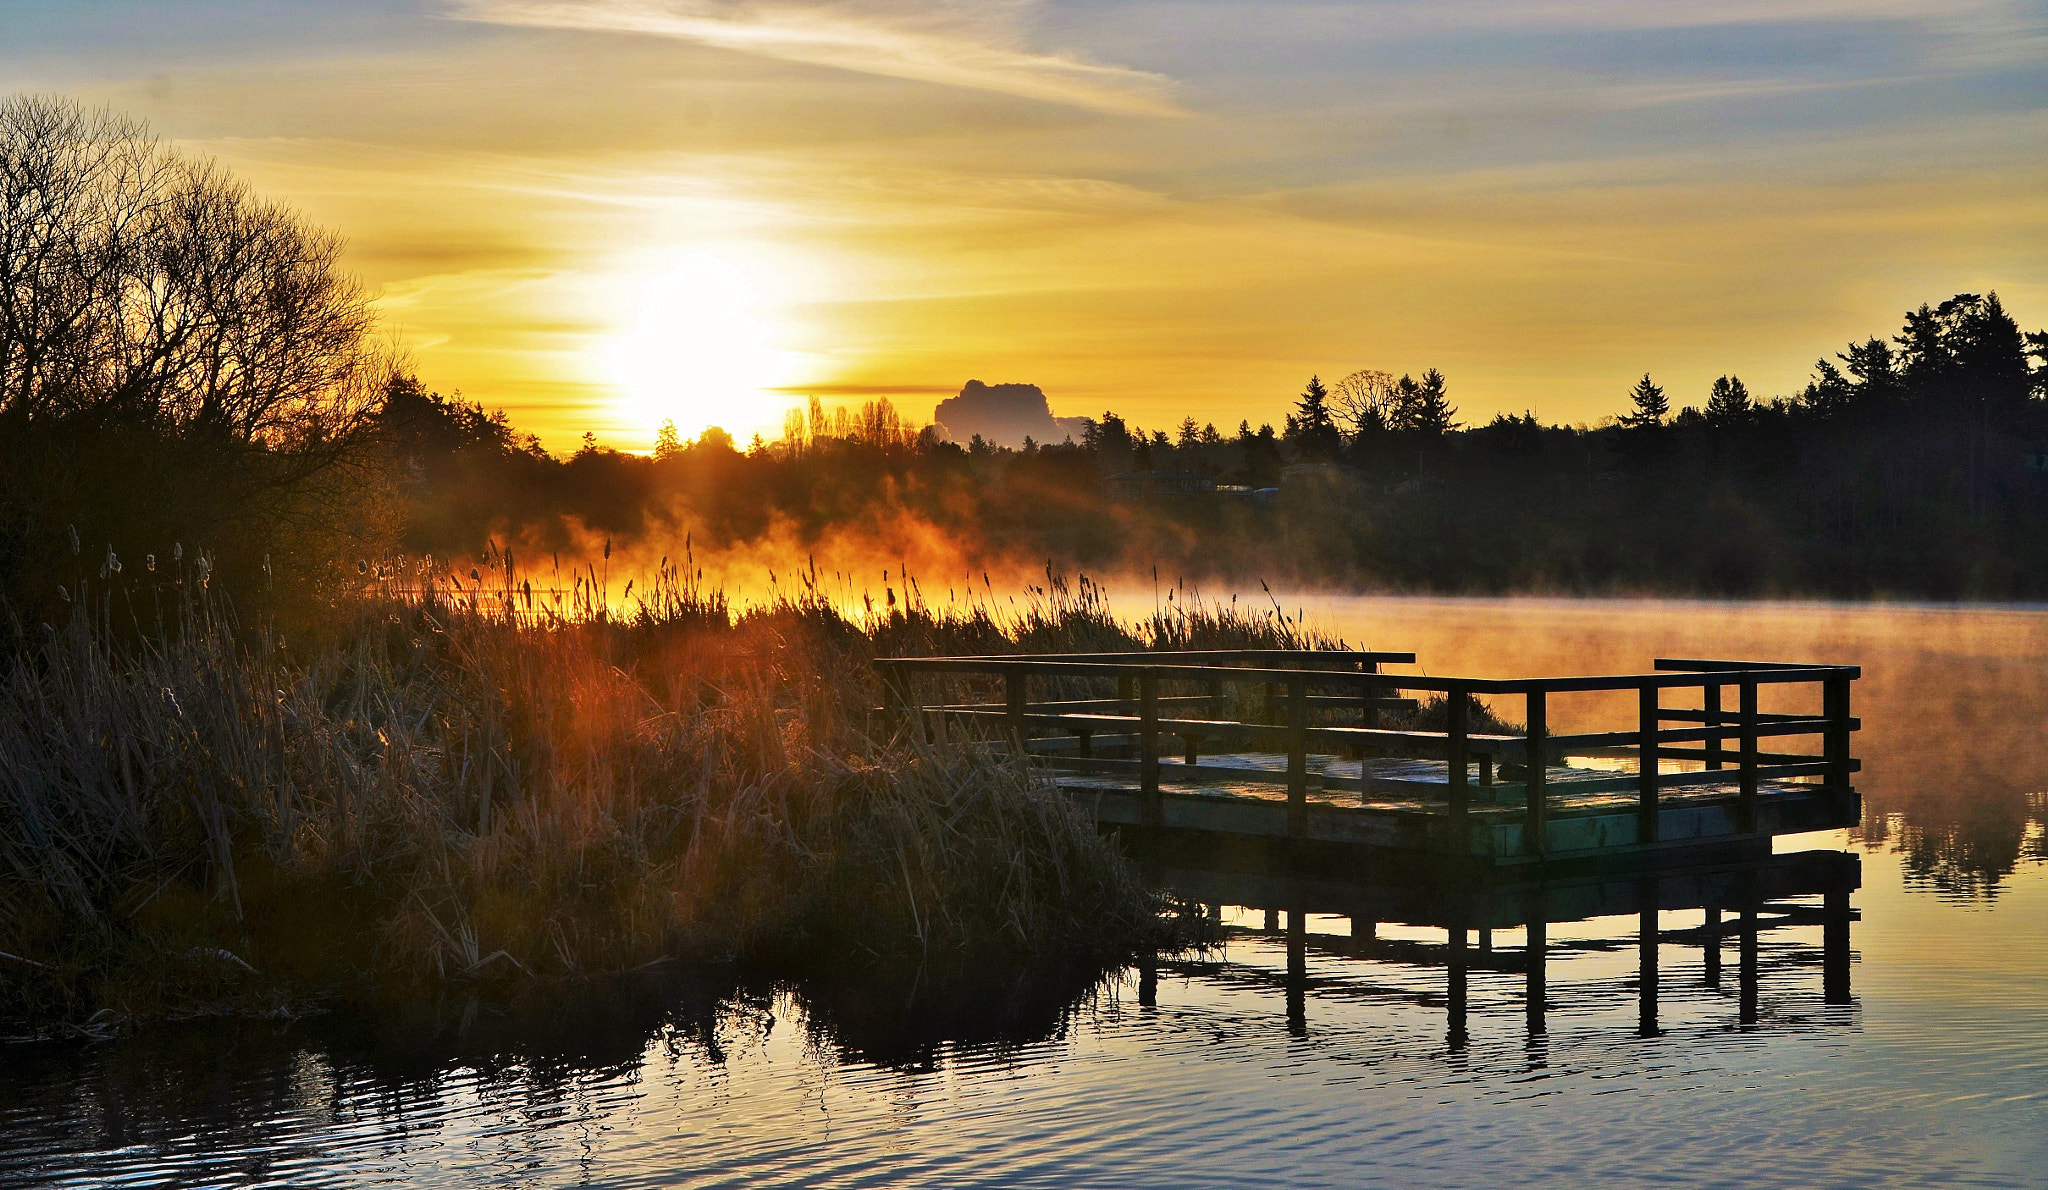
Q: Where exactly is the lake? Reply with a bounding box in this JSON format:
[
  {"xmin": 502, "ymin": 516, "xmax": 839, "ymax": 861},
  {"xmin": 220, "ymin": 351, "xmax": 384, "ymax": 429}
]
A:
[{"xmin": 4, "ymin": 597, "xmax": 2045, "ymax": 1188}]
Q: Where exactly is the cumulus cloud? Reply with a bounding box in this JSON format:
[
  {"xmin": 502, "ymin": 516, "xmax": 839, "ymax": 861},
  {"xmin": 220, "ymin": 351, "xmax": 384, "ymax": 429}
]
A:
[{"xmin": 452, "ymin": 0, "xmax": 1182, "ymax": 116}]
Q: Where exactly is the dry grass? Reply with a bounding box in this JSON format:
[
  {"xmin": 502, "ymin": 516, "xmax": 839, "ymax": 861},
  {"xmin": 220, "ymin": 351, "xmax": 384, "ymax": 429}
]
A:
[{"xmin": 0, "ymin": 559, "xmax": 1300, "ymax": 1036}]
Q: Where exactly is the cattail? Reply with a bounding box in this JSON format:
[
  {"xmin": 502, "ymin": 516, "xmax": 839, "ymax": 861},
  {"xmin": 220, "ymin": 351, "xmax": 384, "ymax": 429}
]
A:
[
  {"xmin": 67, "ymin": 525, "xmax": 79, "ymax": 555},
  {"xmin": 357, "ymin": 560, "xmax": 368, "ymax": 574},
  {"xmin": 174, "ymin": 542, "xmax": 183, "ymax": 561},
  {"xmin": 56, "ymin": 584, "xmax": 69, "ymax": 602},
  {"xmin": 145, "ymin": 554, "xmax": 156, "ymax": 571}
]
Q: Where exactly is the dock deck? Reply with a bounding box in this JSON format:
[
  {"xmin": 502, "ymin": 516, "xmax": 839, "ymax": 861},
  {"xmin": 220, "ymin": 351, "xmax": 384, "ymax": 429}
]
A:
[{"xmin": 875, "ymin": 649, "xmax": 1861, "ymax": 871}]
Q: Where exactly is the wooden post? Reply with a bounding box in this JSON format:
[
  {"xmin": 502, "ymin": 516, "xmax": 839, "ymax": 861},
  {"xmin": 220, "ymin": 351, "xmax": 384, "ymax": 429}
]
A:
[
  {"xmin": 1117, "ymin": 674, "xmax": 1135, "ymax": 713},
  {"xmin": 1703, "ymin": 905, "xmax": 1722, "ymax": 987},
  {"xmin": 1286, "ymin": 903, "xmax": 1307, "ymax": 1037},
  {"xmin": 1447, "ymin": 916, "xmax": 1469, "ymax": 1051},
  {"xmin": 1478, "ymin": 755, "xmax": 1494, "ymax": 803},
  {"xmin": 1739, "ymin": 897, "xmax": 1760, "ymax": 1025},
  {"xmin": 1704, "ymin": 681, "xmax": 1725, "ymax": 770},
  {"xmin": 878, "ymin": 661, "xmax": 921, "ymax": 741},
  {"xmin": 1524, "ymin": 689, "xmax": 1548, "ymax": 857},
  {"xmin": 1286, "ymin": 674, "xmax": 1309, "ymax": 840},
  {"xmin": 1361, "ymin": 662, "xmax": 1381, "ymax": 731},
  {"xmin": 1824, "ymin": 882, "xmax": 1851, "ymax": 1004},
  {"xmin": 1140, "ymin": 673, "xmax": 1161, "ymax": 830},
  {"xmin": 1739, "ymin": 677, "xmax": 1760, "ymax": 834},
  {"xmin": 1004, "ymin": 669, "xmax": 1027, "ymax": 755},
  {"xmin": 1824, "ymin": 671, "xmax": 1852, "ymax": 794},
  {"xmin": 1525, "ymin": 914, "xmax": 1547, "ymax": 1038},
  {"xmin": 1183, "ymin": 732, "xmax": 1200, "ymax": 767},
  {"xmin": 1638, "ymin": 682, "xmax": 1660, "ymax": 845},
  {"xmin": 1638, "ymin": 878, "xmax": 1660, "ymax": 1037},
  {"xmin": 1077, "ymin": 729, "xmax": 1093, "ymax": 758},
  {"xmin": 1447, "ymin": 683, "xmax": 1470, "ymax": 854},
  {"xmin": 1206, "ymin": 678, "xmax": 1225, "ymax": 719},
  {"xmin": 1353, "ymin": 916, "xmax": 1376, "ymax": 941}
]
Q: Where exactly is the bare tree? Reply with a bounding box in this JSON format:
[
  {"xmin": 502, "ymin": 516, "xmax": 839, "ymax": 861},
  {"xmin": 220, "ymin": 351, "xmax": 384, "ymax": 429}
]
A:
[
  {"xmin": 1, "ymin": 95, "xmax": 386, "ymax": 458},
  {"xmin": 1, "ymin": 94, "xmax": 394, "ymax": 609},
  {"xmin": 1331, "ymin": 368, "xmax": 1399, "ymax": 437}
]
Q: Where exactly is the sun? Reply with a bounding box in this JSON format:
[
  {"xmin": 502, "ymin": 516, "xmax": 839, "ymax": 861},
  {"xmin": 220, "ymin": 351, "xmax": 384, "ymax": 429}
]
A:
[{"xmin": 602, "ymin": 244, "xmax": 804, "ymax": 444}]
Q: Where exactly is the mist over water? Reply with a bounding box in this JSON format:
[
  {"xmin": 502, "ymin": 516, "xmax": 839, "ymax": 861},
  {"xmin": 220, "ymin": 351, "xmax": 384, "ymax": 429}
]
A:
[{"xmin": 4, "ymin": 597, "xmax": 2045, "ymax": 1187}]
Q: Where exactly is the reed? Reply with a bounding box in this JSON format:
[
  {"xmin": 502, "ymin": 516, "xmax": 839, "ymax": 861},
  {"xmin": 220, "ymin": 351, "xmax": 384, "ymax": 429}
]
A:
[{"xmin": 0, "ymin": 559, "xmax": 1252, "ymax": 1036}]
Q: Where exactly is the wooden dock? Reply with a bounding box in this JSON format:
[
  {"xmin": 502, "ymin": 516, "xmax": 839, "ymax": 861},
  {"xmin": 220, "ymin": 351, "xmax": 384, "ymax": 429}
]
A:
[{"xmin": 874, "ymin": 649, "xmax": 1861, "ymax": 873}]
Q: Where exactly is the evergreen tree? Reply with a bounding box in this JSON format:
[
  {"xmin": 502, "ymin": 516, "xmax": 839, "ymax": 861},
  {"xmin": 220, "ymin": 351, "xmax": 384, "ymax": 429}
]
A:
[
  {"xmin": 1619, "ymin": 374, "xmax": 1668, "ymax": 429},
  {"xmin": 1405, "ymin": 368, "xmax": 1459, "ymax": 435},
  {"xmin": 1288, "ymin": 374, "xmax": 1341, "ymax": 457},
  {"xmin": 1703, "ymin": 375, "xmax": 1752, "ymax": 427}
]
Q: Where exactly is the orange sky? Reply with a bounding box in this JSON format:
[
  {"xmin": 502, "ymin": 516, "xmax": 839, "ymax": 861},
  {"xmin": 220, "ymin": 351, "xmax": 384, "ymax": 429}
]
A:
[{"xmin": 8, "ymin": 0, "xmax": 2045, "ymax": 449}]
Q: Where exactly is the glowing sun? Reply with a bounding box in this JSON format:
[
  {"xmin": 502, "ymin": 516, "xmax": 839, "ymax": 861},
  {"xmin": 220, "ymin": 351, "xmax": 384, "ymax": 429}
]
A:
[{"xmin": 603, "ymin": 244, "xmax": 804, "ymax": 443}]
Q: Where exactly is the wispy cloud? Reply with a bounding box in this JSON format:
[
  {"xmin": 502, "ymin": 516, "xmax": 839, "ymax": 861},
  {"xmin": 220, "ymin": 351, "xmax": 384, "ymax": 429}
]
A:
[{"xmin": 453, "ymin": 0, "xmax": 1181, "ymax": 116}]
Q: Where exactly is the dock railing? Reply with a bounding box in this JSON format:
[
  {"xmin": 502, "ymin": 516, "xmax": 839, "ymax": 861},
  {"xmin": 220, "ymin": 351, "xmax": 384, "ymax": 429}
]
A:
[{"xmin": 872, "ymin": 651, "xmax": 1860, "ymax": 854}]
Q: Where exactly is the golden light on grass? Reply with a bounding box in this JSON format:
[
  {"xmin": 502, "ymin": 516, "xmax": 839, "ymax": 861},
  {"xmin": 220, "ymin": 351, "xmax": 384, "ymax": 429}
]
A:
[{"xmin": 601, "ymin": 242, "xmax": 810, "ymax": 442}]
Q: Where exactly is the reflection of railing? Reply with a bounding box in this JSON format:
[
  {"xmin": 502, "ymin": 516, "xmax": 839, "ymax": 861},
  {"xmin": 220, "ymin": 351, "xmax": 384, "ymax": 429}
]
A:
[
  {"xmin": 873, "ymin": 650, "xmax": 1860, "ymax": 855},
  {"xmin": 1137, "ymin": 848, "xmax": 1859, "ymax": 1043}
]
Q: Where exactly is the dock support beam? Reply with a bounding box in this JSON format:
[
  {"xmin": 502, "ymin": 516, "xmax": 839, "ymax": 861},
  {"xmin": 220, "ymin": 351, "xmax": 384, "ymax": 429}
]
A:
[
  {"xmin": 1704, "ymin": 682, "xmax": 1724, "ymax": 770},
  {"xmin": 1447, "ymin": 684, "xmax": 1470, "ymax": 853},
  {"xmin": 1638, "ymin": 684, "xmax": 1660, "ymax": 844},
  {"xmin": 1824, "ymin": 673, "xmax": 1853, "ymax": 796},
  {"xmin": 1004, "ymin": 671, "xmax": 1026, "ymax": 753},
  {"xmin": 1140, "ymin": 674, "xmax": 1161, "ymax": 830},
  {"xmin": 1739, "ymin": 894, "xmax": 1760, "ymax": 1025},
  {"xmin": 1447, "ymin": 917, "xmax": 1469, "ymax": 1051},
  {"xmin": 1739, "ymin": 678, "xmax": 1760, "ymax": 834},
  {"xmin": 1824, "ymin": 883, "xmax": 1852, "ymax": 1004},
  {"xmin": 1638, "ymin": 878, "xmax": 1660, "ymax": 1036},
  {"xmin": 1286, "ymin": 674, "xmax": 1309, "ymax": 840},
  {"xmin": 1704, "ymin": 906, "xmax": 1722, "ymax": 987},
  {"xmin": 1286, "ymin": 904, "xmax": 1307, "ymax": 1037},
  {"xmin": 1524, "ymin": 690, "xmax": 1548, "ymax": 857}
]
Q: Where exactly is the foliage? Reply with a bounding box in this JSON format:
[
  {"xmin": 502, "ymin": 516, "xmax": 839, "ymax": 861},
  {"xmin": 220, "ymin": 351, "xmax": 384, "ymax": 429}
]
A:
[
  {"xmin": 0, "ymin": 95, "xmax": 394, "ymax": 622},
  {"xmin": 0, "ymin": 567, "xmax": 1249, "ymax": 1035}
]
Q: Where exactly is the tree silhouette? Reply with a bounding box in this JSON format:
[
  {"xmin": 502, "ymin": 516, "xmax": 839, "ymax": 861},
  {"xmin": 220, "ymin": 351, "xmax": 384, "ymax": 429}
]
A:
[
  {"xmin": 1403, "ymin": 368, "xmax": 1459, "ymax": 435},
  {"xmin": 1287, "ymin": 374, "xmax": 1342, "ymax": 458},
  {"xmin": 1619, "ymin": 374, "xmax": 1668, "ymax": 429},
  {"xmin": 1704, "ymin": 375, "xmax": 1752, "ymax": 427}
]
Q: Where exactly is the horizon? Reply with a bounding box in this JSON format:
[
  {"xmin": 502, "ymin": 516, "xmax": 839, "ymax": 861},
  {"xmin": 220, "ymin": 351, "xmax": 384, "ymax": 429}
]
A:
[{"xmin": 6, "ymin": 0, "xmax": 2043, "ymax": 450}]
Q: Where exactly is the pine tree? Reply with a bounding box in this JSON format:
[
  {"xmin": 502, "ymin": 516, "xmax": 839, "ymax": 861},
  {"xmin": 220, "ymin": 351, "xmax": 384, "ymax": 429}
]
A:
[
  {"xmin": 1703, "ymin": 375, "xmax": 1752, "ymax": 427},
  {"xmin": 1620, "ymin": 374, "xmax": 1668, "ymax": 429},
  {"xmin": 1406, "ymin": 368, "xmax": 1459, "ymax": 435},
  {"xmin": 1288, "ymin": 374, "xmax": 1342, "ymax": 458}
]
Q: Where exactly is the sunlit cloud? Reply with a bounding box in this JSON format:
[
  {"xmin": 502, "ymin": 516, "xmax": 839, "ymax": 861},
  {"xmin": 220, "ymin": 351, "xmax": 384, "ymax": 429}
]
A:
[{"xmin": 453, "ymin": 0, "xmax": 1183, "ymax": 115}]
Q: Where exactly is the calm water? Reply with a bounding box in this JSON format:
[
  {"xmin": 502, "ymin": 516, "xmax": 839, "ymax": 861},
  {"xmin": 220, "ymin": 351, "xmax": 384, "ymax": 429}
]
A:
[{"xmin": 5, "ymin": 598, "xmax": 2046, "ymax": 1188}]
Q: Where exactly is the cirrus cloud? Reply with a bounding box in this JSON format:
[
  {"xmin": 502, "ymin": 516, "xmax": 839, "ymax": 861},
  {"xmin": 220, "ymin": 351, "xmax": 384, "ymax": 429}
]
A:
[{"xmin": 452, "ymin": 0, "xmax": 1184, "ymax": 116}]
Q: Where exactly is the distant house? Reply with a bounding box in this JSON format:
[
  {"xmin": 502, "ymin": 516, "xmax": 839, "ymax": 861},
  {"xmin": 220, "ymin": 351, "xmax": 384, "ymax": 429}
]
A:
[
  {"xmin": 1105, "ymin": 468, "xmax": 1215, "ymax": 501},
  {"xmin": 1216, "ymin": 483, "xmax": 1279, "ymax": 507}
]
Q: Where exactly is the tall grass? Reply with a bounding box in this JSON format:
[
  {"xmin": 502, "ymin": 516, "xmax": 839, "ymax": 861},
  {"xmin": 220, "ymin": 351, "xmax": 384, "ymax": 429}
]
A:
[{"xmin": 0, "ymin": 559, "xmax": 1309, "ymax": 1036}]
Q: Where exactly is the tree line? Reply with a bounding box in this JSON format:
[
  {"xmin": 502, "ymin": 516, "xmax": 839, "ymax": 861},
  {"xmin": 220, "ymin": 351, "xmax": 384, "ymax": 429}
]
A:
[{"xmin": 8, "ymin": 93, "xmax": 2048, "ymax": 622}]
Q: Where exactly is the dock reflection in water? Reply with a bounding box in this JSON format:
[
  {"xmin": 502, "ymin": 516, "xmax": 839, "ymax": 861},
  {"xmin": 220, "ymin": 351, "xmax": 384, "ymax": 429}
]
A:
[
  {"xmin": 1142, "ymin": 848, "xmax": 1857, "ymax": 1054},
  {"xmin": 0, "ymin": 846, "xmax": 1886, "ymax": 1190}
]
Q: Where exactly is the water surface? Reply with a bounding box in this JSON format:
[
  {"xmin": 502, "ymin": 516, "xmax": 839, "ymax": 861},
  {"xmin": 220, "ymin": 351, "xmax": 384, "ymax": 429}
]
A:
[{"xmin": 5, "ymin": 598, "xmax": 2045, "ymax": 1187}]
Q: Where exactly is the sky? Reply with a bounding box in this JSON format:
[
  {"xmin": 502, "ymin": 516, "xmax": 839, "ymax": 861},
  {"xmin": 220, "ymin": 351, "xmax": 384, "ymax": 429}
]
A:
[{"xmin": 4, "ymin": 0, "xmax": 2044, "ymax": 449}]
